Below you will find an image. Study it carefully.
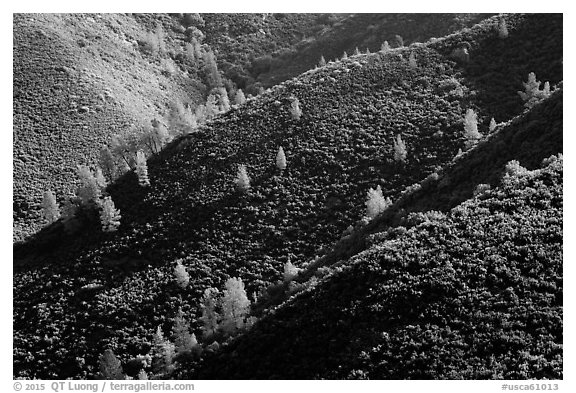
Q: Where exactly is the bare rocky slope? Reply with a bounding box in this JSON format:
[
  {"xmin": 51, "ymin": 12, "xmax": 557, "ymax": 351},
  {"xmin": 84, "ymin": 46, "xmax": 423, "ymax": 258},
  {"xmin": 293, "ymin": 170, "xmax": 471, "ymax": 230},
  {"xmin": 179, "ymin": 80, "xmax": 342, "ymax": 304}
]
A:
[{"xmin": 13, "ymin": 13, "xmax": 562, "ymax": 379}]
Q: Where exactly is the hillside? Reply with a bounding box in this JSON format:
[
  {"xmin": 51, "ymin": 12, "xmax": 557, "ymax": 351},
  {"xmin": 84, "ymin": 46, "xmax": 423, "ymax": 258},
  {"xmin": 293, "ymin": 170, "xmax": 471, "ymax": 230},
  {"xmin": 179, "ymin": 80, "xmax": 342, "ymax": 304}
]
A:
[
  {"xmin": 193, "ymin": 92, "xmax": 563, "ymax": 379},
  {"xmin": 13, "ymin": 13, "xmax": 562, "ymax": 380},
  {"xmin": 13, "ymin": 13, "xmax": 491, "ymax": 242}
]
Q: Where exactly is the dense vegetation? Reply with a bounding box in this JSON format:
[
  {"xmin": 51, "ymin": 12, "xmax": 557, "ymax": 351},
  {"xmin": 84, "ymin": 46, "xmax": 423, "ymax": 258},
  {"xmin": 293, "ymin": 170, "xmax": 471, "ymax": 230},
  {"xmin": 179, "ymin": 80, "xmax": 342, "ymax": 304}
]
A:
[{"xmin": 13, "ymin": 13, "xmax": 562, "ymax": 380}]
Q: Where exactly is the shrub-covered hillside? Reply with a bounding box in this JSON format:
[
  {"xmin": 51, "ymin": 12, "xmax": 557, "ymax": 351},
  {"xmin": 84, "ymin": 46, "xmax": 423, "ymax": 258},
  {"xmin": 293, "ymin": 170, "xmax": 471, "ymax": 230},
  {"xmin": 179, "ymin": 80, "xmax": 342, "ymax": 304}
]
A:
[
  {"xmin": 194, "ymin": 151, "xmax": 562, "ymax": 379},
  {"xmin": 13, "ymin": 14, "xmax": 562, "ymax": 379}
]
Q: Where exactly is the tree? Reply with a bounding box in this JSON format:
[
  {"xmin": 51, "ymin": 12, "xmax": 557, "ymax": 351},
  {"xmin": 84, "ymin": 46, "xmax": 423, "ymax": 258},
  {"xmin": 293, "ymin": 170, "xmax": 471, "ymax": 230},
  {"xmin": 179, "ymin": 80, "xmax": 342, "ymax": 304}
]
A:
[
  {"xmin": 41, "ymin": 190, "xmax": 60, "ymax": 224},
  {"xmin": 99, "ymin": 349, "xmax": 125, "ymax": 380},
  {"xmin": 394, "ymin": 34, "xmax": 404, "ymax": 47},
  {"xmin": 235, "ymin": 164, "xmax": 250, "ymax": 193},
  {"xmin": 283, "ymin": 261, "xmax": 300, "ymax": 281},
  {"xmin": 221, "ymin": 277, "xmax": 251, "ymax": 335},
  {"xmin": 518, "ymin": 72, "xmax": 551, "ymax": 109},
  {"xmin": 380, "ymin": 41, "xmax": 390, "ymax": 53},
  {"xmin": 318, "ymin": 55, "xmax": 326, "ymax": 67},
  {"xmin": 353, "ymin": 47, "xmax": 360, "ymax": 56},
  {"xmin": 393, "ymin": 134, "xmax": 407, "ymax": 162},
  {"xmin": 151, "ymin": 326, "xmax": 174, "ymax": 375},
  {"xmin": 135, "ymin": 151, "xmax": 150, "ymax": 187},
  {"xmin": 234, "ymin": 89, "xmax": 247, "ymax": 105},
  {"xmin": 498, "ymin": 18, "xmax": 509, "ymax": 39},
  {"xmin": 276, "ymin": 146, "xmax": 287, "ymax": 171},
  {"xmin": 76, "ymin": 165, "xmax": 101, "ymax": 206},
  {"xmin": 365, "ymin": 185, "xmax": 389, "ymax": 220},
  {"xmin": 463, "ymin": 108, "xmax": 481, "ymax": 148},
  {"xmin": 99, "ymin": 196, "xmax": 121, "ymax": 232},
  {"xmin": 341, "ymin": 51, "xmax": 348, "ymax": 60},
  {"xmin": 173, "ymin": 259, "xmax": 189, "ymax": 289},
  {"xmin": 172, "ymin": 309, "xmax": 199, "ymax": 356},
  {"xmin": 408, "ymin": 52, "xmax": 417, "ymax": 68},
  {"xmin": 200, "ymin": 288, "xmax": 220, "ymax": 339},
  {"xmin": 289, "ymin": 98, "xmax": 302, "ymax": 121},
  {"xmin": 94, "ymin": 166, "xmax": 107, "ymax": 190},
  {"xmin": 489, "ymin": 117, "xmax": 497, "ymax": 132},
  {"xmin": 203, "ymin": 50, "xmax": 222, "ymax": 89}
]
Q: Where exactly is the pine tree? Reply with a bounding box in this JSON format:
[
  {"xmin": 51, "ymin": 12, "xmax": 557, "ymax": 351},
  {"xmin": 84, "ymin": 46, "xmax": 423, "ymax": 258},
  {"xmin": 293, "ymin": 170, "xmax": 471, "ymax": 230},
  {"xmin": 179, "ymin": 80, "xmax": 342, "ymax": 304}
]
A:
[
  {"xmin": 221, "ymin": 277, "xmax": 251, "ymax": 335},
  {"xmin": 99, "ymin": 349, "xmax": 125, "ymax": 380},
  {"xmin": 365, "ymin": 185, "xmax": 389, "ymax": 220},
  {"xmin": 276, "ymin": 146, "xmax": 287, "ymax": 171},
  {"xmin": 408, "ymin": 52, "xmax": 417, "ymax": 68},
  {"xmin": 498, "ymin": 18, "xmax": 509, "ymax": 39},
  {"xmin": 318, "ymin": 55, "xmax": 326, "ymax": 67},
  {"xmin": 173, "ymin": 259, "xmax": 189, "ymax": 289},
  {"xmin": 518, "ymin": 72, "xmax": 551, "ymax": 109},
  {"xmin": 235, "ymin": 164, "xmax": 250, "ymax": 193},
  {"xmin": 203, "ymin": 50, "xmax": 222, "ymax": 89},
  {"xmin": 99, "ymin": 196, "xmax": 121, "ymax": 232},
  {"xmin": 234, "ymin": 89, "xmax": 247, "ymax": 105},
  {"xmin": 41, "ymin": 190, "xmax": 60, "ymax": 224},
  {"xmin": 137, "ymin": 370, "xmax": 148, "ymax": 380},
  {"xmin": 354, "ymin": 47, "xmax": 360, "ymax": 56},
  {"xmin": 341, "ymin": 51, "xmax": 348, "ymax": 60},
  {"xmin": 489, "ymin": 117, "xmax": 497, "ymax": 132},
  {"xmin": 76, "ymin": 165, "xmax": 101, "ymax": 206},
  {"xmin": 393, "ymin": 134, "xmax": 408, "ymax": 162},
  {"xmin": 95, "ymin": 166, "xmax": 107, "ymax": 190},
  {"xmin": 380, "ymin": 41, "xmax": 390, "ymax": 53},
  {"xmin": 463, "ymin": 108, "xmax": 481, "ymax": 148},
  {"xmin": 172, "ymin": 309, "xmax": 199, "ymax": 356},
  {"xmin": 200, "ymin": 288, "xmax": 220, "ymax": 339},
  {"xmin": 151, "ymin": 326, "xmax": 175, "ymax": 375},
  {"xmin": 283, "ymin": 261, "xmax": 300, "ymax": 281},
  {"xmin": 289, "ymin": 98, "xmax": 302, "ymax": 121},
  {"xmin": 135, "ymin": 151, "xmax": 150, "ymax": 187}
]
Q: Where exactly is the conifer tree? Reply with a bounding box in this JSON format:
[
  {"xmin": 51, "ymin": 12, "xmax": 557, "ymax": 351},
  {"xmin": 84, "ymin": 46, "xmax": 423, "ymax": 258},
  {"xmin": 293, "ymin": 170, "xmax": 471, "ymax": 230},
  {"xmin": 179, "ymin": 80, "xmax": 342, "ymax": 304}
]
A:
[
  {"xmin": 42, "ymin": 190, "xmax": 60, "ymax": 224},
  {"xmin": 151, "ymin": 326, "xmax": 175, "ymax": 375},
  {"xmin": 76, "ymin": 165, "xmax": 101, "ymax": 206},
  {"xmin": 221, "ymin": 277, "xmax": 251, "ymax": 335},
  {"xmin": 365, "ymin": 185, "xmax": 389, "ymax": 220},
  {"xmin": 276, "ymin": 146, "xmax": 287, "ymax": 171},
  {"xmin": 354, "ymin": 47, "xmax": 360, "ymax": 56},
  {"xmin": 172, "ymin": 309, "xmax": 199, "ymax": 356},
  {"xmin": 95, "ymin": 166, "xmax": 107, "ymax": 190},
  {"xmin": 99, "ymin": 196, "xmax": 121, "ymax": 232},
  {"xmin": 463, "ymin": 108, "xmax": 481, "ymax": 148},
  {"xmin": 99, "ymin": 146, "xmax": 116, "ymax": 182},
  {"xmin": 234, "ymin": 89, "xmax": 247, "ymax": 105},
  {"xmin": 135, "ymin": 151, "xmax": 150, "ymax": 187},
  {"xmin": 341, "ymin": 51, "xmax": 348, "ymax": 60},
  {"xmin": 518, "ymin": 72, "xmax": 551, "ymax": 109},
  {"xmin": 203, "ymin": 50, "xmax": 222, "ymax": 89},
  {"xmin": 137, "ymin": 370, "xmax": 148, "ymax": 380},
  {"xmin": 408, "ymin": 52, "xmax": 417, "ymax": 68},
  {"xmin": 235, "ymin": 164, "xmax": 250, "ymax": 193},
  {"xmin": 289, "ymin": 98, "xmax": 302, "ymax": 121},
  {"xmin": 318, "ymin": 55, "xmax": 326, "ymax": 67},
  {"xmin": 498, "ymin": 18, "xmax": 509, "ymax": 39},
  {"xmin": 380, "ymin": 41, "xmax": 390, "ymax": 53},
  {"xmin": 489, "ymin": 117, "xmax": 497, "ymax": 132},
  {"xmin": 173, "ymin": 259, "xmax": 189, "ymax": 289},
  {"xmin": 393, "ymin": 135, "xmax": 408, "ymax": 162},
  {"xmin": 200, "ymin": 288, "xmax": 220, "ymax": 339},
  {"xmin": 99, "ymin": 349, "xmax": 125, "ymax": 380},
  {"xmin": 283, "ymin": 261, "xmax": 299, "ymax": 281}
]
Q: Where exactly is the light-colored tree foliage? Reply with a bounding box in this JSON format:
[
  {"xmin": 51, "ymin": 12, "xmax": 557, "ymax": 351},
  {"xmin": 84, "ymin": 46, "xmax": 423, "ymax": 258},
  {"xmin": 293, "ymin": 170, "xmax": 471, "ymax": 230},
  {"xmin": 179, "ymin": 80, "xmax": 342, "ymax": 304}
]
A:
[
  {"xmin": 283, "ymin": 261, "xmax": 300, "ymax": 281},
  {"xmin": 393, "ymin": 135, "xmax": 408, "ymax": 162},
  {"xmin": 203, "ymin": 50, "xmax": 222, "ymax": 89},
  {"xmin": 353, "ymin": 47, "xmax": 360, "ymax": 56},
  {"xmin": 463, "ymin": 108, "xmax": 481, "ymax": 148},
  {"xmin": 173, "ymin": 259, "xmax": 189, "ymax": 289},
  {"xmin": 365, "ymin": 185, "xmax": 390, "ymax": 220},
  {"xmin": 95, "ymin": 166, "xmax": 107, "ymax": 190},
  {"xmin": 221, "ymin": 277, "xmax": 251, "ymax": 335},
  {"xmin": 235, "ymin": 164, "xmax": 251, "ymax": 193},
  {"xmin": 99, "ymin": 196, "xmax": 121, "ymax": 232},
  {"xmin": 518, "ymin": 72, "xmax": 551, "ymax": 109},
  {"xmin": 99, "ymin": 349, "xmax": 125, "ymax": 380},
  {"xmin": 489, "ymin": 117, "xmax": 497, "ymax": 132},
  {"xmin": 318, "ymin": 55, "xmax": 326, "ymax": 67},
  {"xmin": 408, "ymin": 52, "xmax": 417, "ymax": 68},
  {"xmin": 99, "ymin": 146, "xmax": 117, "ymax": 182},
  {"xmin": 234, "ymin": 89, "xmax": 247, "ymax": 106},
  {"xmin": 135, "ymin": 151, "xmax": 150, "ymax": 187},
  {"xmin": 151, "ymin": 326, "xmax": 175, "ymax": 375},
  {"xmin": 289, "ymin": 98, "xmax": 302, "ymax": 121},
  {"xmin": 276, "ymin": 146, "xmax": 287, "ymax": 171},
  {"xmin": 200, "ymin": 288, "xmax": 220, "ymax": 339},
  {"xmin": 341, "ymin": 51, "xmax": 348, "ymax": 60},
  {"xmin": 380, "ymin": 41, "xmax": 390, "ymax": 53},
  {"xmin": 137, "ymin": 370, "xmax": 148, "ymax": 380},
  {"xmin": 498, "ymin": 18, "xmax": 509, "ymax": 39},
  {"xmin": 172, "ymin": 309, "xmax": 199, "ymax": 356},
  {"xmin": 42, "ymin": 190, "xmax": 60, "ymax": 224},
  {"xmin": 76, "ymin": 165, "xmax": 102, "ymax": 206}
]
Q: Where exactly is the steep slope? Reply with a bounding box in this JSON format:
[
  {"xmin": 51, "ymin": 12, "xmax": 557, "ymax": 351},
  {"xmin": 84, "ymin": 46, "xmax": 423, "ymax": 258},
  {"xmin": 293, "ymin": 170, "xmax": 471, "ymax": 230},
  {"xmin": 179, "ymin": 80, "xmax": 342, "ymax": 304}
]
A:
[
  {"xmin": 193, "ymin": 91, "xmax": 563, "ymax": 379},
  {"xmin": 253, "ymin": 13, "xmax": 492, "ymax": 88},
  {"xmin": 13, "ymin": 14, "xmax": 562, "ymax": 379},
  {"xmin": 13, "ymin": 13, "xmax": 204, "ymax": 241}
]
